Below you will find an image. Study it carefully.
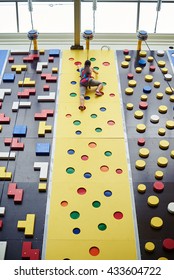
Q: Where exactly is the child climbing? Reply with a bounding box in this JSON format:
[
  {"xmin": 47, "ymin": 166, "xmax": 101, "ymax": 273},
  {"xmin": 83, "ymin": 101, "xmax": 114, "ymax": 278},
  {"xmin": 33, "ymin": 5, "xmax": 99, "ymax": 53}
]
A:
[{"xmin": 78, "ymin": 60, "xmax": 103, "ymax": 111}]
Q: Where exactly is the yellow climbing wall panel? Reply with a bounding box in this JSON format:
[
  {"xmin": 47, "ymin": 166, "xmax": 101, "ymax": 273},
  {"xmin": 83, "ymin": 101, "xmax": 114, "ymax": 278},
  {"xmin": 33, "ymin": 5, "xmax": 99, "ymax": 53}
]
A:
[{"xmin": 45, "ymin": 50, "xmax": 137, "ymax": 260}]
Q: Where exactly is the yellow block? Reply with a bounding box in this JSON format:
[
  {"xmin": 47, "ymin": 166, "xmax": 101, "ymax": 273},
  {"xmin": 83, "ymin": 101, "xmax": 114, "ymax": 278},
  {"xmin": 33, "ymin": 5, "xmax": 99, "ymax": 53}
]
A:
[
  {"xmin": 11, "ymin": 64, "xmax": 27, "ymax": 73},
  {"xmin": 38, "ymin": 183, "xmax": 47, "ymax": 192},
  {"xmin": 0, "ymin": 167, "xmax": 12, "ymax": 180},
  {"xmin": 18, "ymin": 77, "xmax": 35, "ymax": 87},
  {"xmin": 45, "ymin": 50, "xmax": 137, "ymax": 260},
  {"xmin": 38, "ymin": 121, "xmax": 52, "ymax": 137},
  {"xmin": 17, "ymin": 214, "xmax": 35, "ymax": 236}
]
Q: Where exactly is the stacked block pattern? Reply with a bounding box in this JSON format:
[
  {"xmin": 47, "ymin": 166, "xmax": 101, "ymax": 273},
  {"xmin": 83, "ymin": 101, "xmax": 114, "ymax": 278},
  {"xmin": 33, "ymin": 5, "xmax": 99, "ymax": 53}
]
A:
[{"xmin": 0, "ymin": 49, "xmax": 60, "ymax": 259}]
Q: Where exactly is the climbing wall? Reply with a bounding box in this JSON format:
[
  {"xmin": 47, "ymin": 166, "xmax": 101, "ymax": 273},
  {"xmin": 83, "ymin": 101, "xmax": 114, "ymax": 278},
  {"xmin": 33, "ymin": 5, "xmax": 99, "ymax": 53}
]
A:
[
  {"xmin": 45, "ymin": 50, "xmax": 138, "ymax": 260},
  {"xmin": 0, "ymin": 49, "xmax": 60, "ymax": 259},
  {"xmin": 116, "ymin": 49, "xmax": 174, "ymax": 260},
  {"xmin": 1, "ymin": 46, "xmax": 174, "ymax": 260}
]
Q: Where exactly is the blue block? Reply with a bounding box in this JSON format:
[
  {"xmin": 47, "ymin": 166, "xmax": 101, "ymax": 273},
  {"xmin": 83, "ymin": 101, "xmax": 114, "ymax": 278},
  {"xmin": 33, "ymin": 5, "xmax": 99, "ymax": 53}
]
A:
[
  {"xmin": 36, "ymin": 143, "xmax": 50, "ymax": 156},
  {"xmin": 3, "ymin": 73, "xmax": 15, "ymax": 82},
  {"xmin": 13, "ymin": 125, "xmax": 27, "ymax": 137},
  {"xmin": 49, "ymin": 49, "xmax": 60, "ymax": 57}
]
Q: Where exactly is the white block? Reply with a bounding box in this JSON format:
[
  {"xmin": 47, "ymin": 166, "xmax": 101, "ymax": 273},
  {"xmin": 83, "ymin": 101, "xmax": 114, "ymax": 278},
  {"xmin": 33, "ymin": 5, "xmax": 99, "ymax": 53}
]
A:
[
  {"xmin": 0, "ymin": 207, "xmax": 5, "ymax": 216},
  {"xmin": 0, "ymin": 242, "xmax": 7, "ymax": 260},
  {"xmin": 34, "ymin": 162, "xmax": 49, "ymax": 181},
  {"xmin": 0, "ymin": 89, "xmax": 12, "ymax": 101},
  {"xmin": 37, "ymin": 92, "xmax": 55, "ymax": 102},
  {"xmin": 36, "ymin": 62, "xmax": 48, "ymax": 73},
  {"xmin": 0, "ymin": 152, "xmax": 16, "ymax": 160}
]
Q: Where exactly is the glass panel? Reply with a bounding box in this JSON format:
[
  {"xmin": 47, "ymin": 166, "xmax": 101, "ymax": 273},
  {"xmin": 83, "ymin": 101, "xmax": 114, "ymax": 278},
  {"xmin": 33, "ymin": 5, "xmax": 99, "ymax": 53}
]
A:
[
  {"xmin": 88, "ymin": 2, "xmax": 138, "ymax": 33},
  {"xmin": 18, "ymin": 2, "xmax": 74, "ymax": 33},
  {"xmin": 0, "ymin": 2, "xmax": 17, "ymax": 32},
  {"xmin": 139, "ymin": 3, "xmax": 159, "ymax": 33},
  {"xmin": 155, "ymin": 3, "xmax": 174, "ymax": 33}
]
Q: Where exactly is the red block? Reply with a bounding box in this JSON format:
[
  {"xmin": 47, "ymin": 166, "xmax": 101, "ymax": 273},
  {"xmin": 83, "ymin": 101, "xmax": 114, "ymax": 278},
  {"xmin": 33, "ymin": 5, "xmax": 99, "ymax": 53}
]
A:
[
  {"xmin": 0, "ymin": 220, "xmax": 3, "ymax": 230},
  {"xmin": 48, "ymin": 56, "xmax": 54, "ymax": 62},
  {"xmin": 22, "ymin": 242, "xmax": 40, "ymax": 260},
  {"xmin": 4, "ymin": 138, "xmax": 24, "ymax": 150},
  {"xmin": 34, "ymin": 109, "xmax": 54, "ymax": 120},
  {"xmin": 8, "ymin": 57, "xmax": 14, "ymax": 63},
  {"xmin": 43, "ymin": 85, "xmax": 50, "ymax": 91},
  {"xmin": 7, "ymin": 183, "xmax": 17, "ymax": 196},
  {"xmin": 0, "ymin": 102, "xmax": 2, "ymax": 109},
  {"xmin": 0, "ymin": 113, "xmax": 10, "ymax": 124},
  {"xmin": 23, "ymin": 54, "xmax": 39, "ymax": 62},
  {"xmin": 7, "ymin": 183, "xmax": 23, "ymax": 203},
  {"xmin": 14, "ymin": 189, "xmax": 24, "ymax": 203},
  {"xmin": 41, "ymin": 73, "xmax": 57, "ymax": 82},
  {"xmin": 18, "ymin": 88, "xmax": 36, "ymax": 98}
]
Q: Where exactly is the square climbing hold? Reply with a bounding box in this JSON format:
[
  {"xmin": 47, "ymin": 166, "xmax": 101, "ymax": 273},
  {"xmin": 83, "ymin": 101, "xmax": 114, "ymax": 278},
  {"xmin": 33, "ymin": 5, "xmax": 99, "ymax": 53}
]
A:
[
  {"xmin": 36, "ymin": 143, "xmax": 50, "ymax": 156},
  {"xmin": 13, "ymin": 125, "xmax": 27, "ymax": 137},
  {"xmin": 3, "ymin": 73, "xmax": 15, "ymax": 82},
  {"xmin": 49, "ymin": 49, "xmax": 60, "ymax": 57}
]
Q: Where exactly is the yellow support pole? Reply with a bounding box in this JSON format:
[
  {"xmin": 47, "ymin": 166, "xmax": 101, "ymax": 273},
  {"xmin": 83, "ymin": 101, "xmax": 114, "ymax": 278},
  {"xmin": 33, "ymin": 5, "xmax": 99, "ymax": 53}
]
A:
[{"xmin": 33, "ymin": 39, "xmax": 38, "ymax": 51}]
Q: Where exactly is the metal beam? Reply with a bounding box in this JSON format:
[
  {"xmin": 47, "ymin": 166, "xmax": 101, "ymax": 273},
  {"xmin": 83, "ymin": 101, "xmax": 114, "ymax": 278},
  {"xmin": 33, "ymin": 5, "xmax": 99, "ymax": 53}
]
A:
[{"xmin": 71, "ymin": 0, "xmax": 83, "ymax": 49}]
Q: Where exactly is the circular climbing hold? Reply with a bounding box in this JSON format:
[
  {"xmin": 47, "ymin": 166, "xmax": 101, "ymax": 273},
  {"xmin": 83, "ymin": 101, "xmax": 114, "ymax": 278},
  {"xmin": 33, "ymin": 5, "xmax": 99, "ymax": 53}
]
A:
[
  {"xmin": 165, "ymin": 87, "xmax": 174, "ymax": 95},
  {"xmin": 150, "ymin": 217, "xmax": 163, "ymax": 229},
  {"xmin": 149, "ymin": 65, "xmax": 156, "ymax": 72},
  {"xmin": 126, "ymin": 103, "xmax": 134, "ymax": 110},
  {"xmin": 157, "ymin": 157, "xmax": 168, "ymax": 167},
  {"xmin": 150, "ymin": 115, "xmax": 159, "ymax": 123},
  {"xmin": 125, "ymin": 55, "xmax": 131, "ymax": 61},
  {"xmin": 147, "ymin": 56, "xmax": 154, "ymax": 62},
  {"xmin": 139, "ymin": 101, "xmax": 148, "ymax": 109},
  {"xmin": 170, "ymin": 150, "xmax": 174, "ymax": 158},
  {"xmin": 167, "ymin": 202, "xmax": 174, "ymax": 214},
  {"xmin": 135, "ymin": 67, "xmax": 142, "ymax": 73},
  {"xmin": 141, "ymin": 94, "xmax": 148, "ymax": 101},
  {"xmin": 138, "ymin": 59, "xmax": 146, "ymax": 67},
  {"xmin": 163, "ymin": 238, "xmax": 174, "ymax": 251},
  {"xmin": 127, "ymin": 73, "xmax": 134, "ymax": 79},
  {"xmin": 137, "ymin": 183, "xmax": 146, "ymax": 193},
  {"xmin": 164, "ymin": 73, "xmax": 172, "ymax": 81},
  {"xmin": 170, "ymin": 95, "xmax": 174, "ymax": 102},
  {"xmin": 159, "ymin": 140, "xmax": 169, "ymax": 150},
  {"xmin": 154, "ymin": 81, "xmax": 160, "ymax": 88},
  {"xmin": 157, "ymin": 50, "xmax": 165, "ymax": 56},
  {"xmin": 128, "ymin": 80, "xmax": 137, "ymax": 87},
  {"xmin": 121, "ymin": 61, "xmax": 129, "ymax": 68},
  {"xmin": 158, "ymin": 60, "xmax": 165, "ymax": 67},
  {"xmin": 145, "ymin": 75, "xmax": 153, "ymax": 82},
  {"xmin": 139, "ymin": 148, "xmax": 149, "ymax": 158},
  {"xmin": 139, "ymin": 51, "xmax": 147, "ymax": 57},
  {"xmin": 134, "ymin": 110, "xmax": 143, "ymax": 119},
  {"xmin": 135, "ymin": 160, "xmax": 146, "ymax": 170},
  {"xmin": 161, "ymin": 67, "xmax": 168, "ymax": 74},
  {"xmin": 153, "ymin": 181, "xmax": 164, "ymax": 192},
  {"xmin": 123, "ymin": 49, "xmax": 129, "ymax": 55},
  {"xmin": 158, "ymin": 105, "xmax": 168, "ymax": 114},
  {"xmin": 156, "ymin": 92, "xmax": 163, "ymax": 99},
  {"xmin": 137, "ymin": 138, "xmax": 145, "ymax": 146},
  {"xmin": 125, "ymin": 87, "xmax": 133, "ymax": 95},
  {"xmin": 143, "ymin": 86, "xmax": 151, "ymax": 93},
  {"xmin": 136, "ymin": 124, "xmax": 146, "ymax": 133},
  {"xmin": 145, "ymin": 242, "xmax": 155, "ymax": 252},
  {"xmin": 166, "ymin": 120, "xmax": 174, "ymax": 129},
  {"xmin": 147, "ymin": 195, "xmax": 159, "ymax": 207},
  {"xmin": 155, "ymin": 170, "xmax": 163, "ymax": 180},
  {"xmin": 158, "ymin": 128, "xmax": 166, "ymax": 136}
]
